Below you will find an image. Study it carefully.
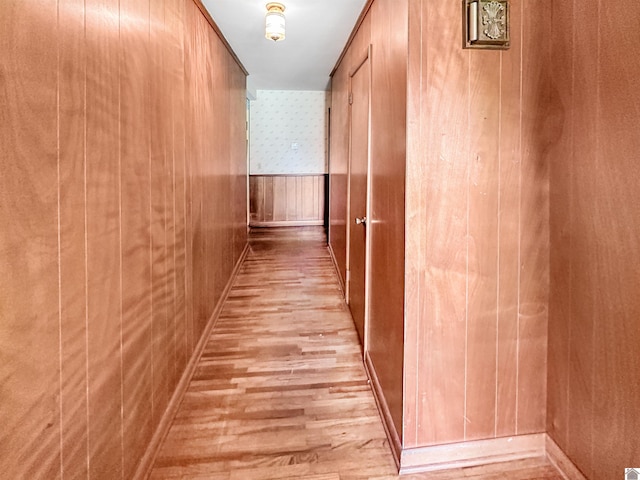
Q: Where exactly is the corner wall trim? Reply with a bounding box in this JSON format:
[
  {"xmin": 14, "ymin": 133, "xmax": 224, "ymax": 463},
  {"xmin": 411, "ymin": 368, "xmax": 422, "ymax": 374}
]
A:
[
  {"xmin": 399, "ymin": 433, "xmax": 546, "ymax": 475},
  {"xmin": 545, "ymin": 434, "xmax": 588, "ymax": 480},
  {"xmin": 364, "ymin": 351, "xmax": 402, "ymax": 469},
  {"xmin": 133, "ymin": 242, "xmax": 250, "ymax": 480}
]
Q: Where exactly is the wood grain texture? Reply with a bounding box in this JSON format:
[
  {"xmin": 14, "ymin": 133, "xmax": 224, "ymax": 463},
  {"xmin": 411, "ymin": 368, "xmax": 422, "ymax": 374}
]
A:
[
  {"xmin": 396, "ymin": 457, "xmax": 561, "ymax": 480},
  {"xmin": 330, "ymin": 0, "xmax": 406, "ymax": 443},
  {"xmin": 495, "ymin": 0, "xmax": 523, "ymax": 439},
  {"xmin": 229, "ymin": 52, "xmax": 250, "ymax": 306},
  {"xmin": 120, "ymin": 0, "xmax": 154, "ymax": 474},
  {"xmin": 249, "ymin": 175, "xmax": 326, "ymax": 227},
  {"xmin": 545, "ymin": 0, "xmax": 573, "ymax": 452},
  {"xmin": 413, "ymin": 0, "xmax": 470, "ymax": 446},
  {"xmin": 563, "ymin": 1, "xmax": 598, "ymax": 476},
  {"xmin": 85, "ymin": 0, "xmax": 123, "ymax": 476},
  {"xmin": 400, "ymin": 434, "xmax": 546, "ymax": 475},
  {"xmin": 465, "ymin": 47, "xmax": 500, "ymax": 441},
  {"xmin": 0, "ymin": 2, "xmax": 60, "ymax": 478},
  {"xmin": 331, "ymin": 0, "xmax": 552, "ymax": 457},
  {"xmin": 547, "ymin": 0, "xmax": 640, "ymax": 478},
  {"xmin": 149, "ymin": 227, "xmax": 562, "ymax": 480},
  {"xmin": 404, "ymin": 0, "xmax": 551, "ymax": 448},
  {"xmin": 328, "ymin": 13, "xmax": 372, "ymax": 289},
  {"xmin": 150, "ymin": 227, "xmax": 398, "ymax": 480},
  {"xmin": 0, "ymin": 0, "xmax": 247, "ymax": 477},
  {"xmin": 403, "ymin": 0, "xmax": 422, "ymax": 449},
  {"xmin": 517, "ymin": 0, "xmax": 551, "ymax": 436},
  {"xmin": 58, "ymin": 0, "xmax": 90, "ymax": 477},
  {"xmin": 366, "ymin": 0, "xmax": 407, "ymax": 441},
  {"xmin": 347, "ymin": 53, "xmax": 370, "ymax": 347}
]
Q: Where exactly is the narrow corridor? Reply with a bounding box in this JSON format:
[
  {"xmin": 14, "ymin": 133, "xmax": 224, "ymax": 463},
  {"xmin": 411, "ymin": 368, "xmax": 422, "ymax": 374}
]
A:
[{"xmin": 149, "ymin": 227, "xmax": 562, "ymax": 480}]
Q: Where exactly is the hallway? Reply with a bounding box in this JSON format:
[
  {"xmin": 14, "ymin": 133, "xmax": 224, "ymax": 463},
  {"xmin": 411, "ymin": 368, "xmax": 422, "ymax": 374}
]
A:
[{"xmin": 149, "ymin": 228, "xmax": 562, "ymax": 480}]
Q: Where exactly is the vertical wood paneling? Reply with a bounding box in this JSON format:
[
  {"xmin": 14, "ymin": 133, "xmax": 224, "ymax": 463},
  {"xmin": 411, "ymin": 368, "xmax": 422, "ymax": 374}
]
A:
[
  {"xmin": 403, "ymin": 0, "xmax": 551, "ymax": 449},
  {"xmin": 120, "ymin": 0, "xmax": 153, "ymax": 475},
  {"xmin": 273, "ymin": 176, "xmax": 287, "ymax": 220},
  {"xmin": 495, "ymin": 0, "xmax": 523, "ymax": 438},
  {"xmin": 329, "ymin": 9, "xmax": 372, "ymax": 297},
  {"xmin": 0, "ymin": 2, "xmax": 60, "ymax": 478},
  {"xmin": 249, "ymin": 175, "xmax": 326, "ymax": 226},
  {"xmin": 58, "ymin": 0, "xmax": 89, "ymax": 476},
  {"xmin": 286, "ymin": 176, "xmax": 298, "ymax": 220},
  {"xmin": 548, "ymin": 1, "xmax": 640, "ymax": 478},
  {"xmin": 264, "ymin": 176, "xmax": 274, "ymax": 221},
  {"xmin": 564, "ymin": 2, "xmax": 598, "ymax": 475},
  {"xmin": 517, "ymin": 0, "xmax": 551, "ymax": 436},
  {"xmin": 546, "ymin": 0, "xmax": 573, "ymax": 451},
  {"xmin": 229, "ymin": 53, "xmax": 248, "ymax": 265},
  {"xmin": 188, "ymin": 4, "xmax": 205, "ymax": 340},
  {"xmin": 211, "ymin": 25, "xmax": 229, "ymax": 307},
  {"xmin": 85, "ymin": 0, "xmax": 124, "ymax": 476},
  {"xmin": 150, "ymin": 0, "xmax": 170, "ymax": 432},
  {"xmin": 367, "ymin": 0, "xmax": 406, "ymax": 439},
  {"xmin": 416, "ymin": 0, "xmax": 469, "ymax": 446},
  {"xmin": 163, "ymin": 0, "xmax": 178, "ymax": 396},
  {"xmin": 167, "ymin": 0, "xmax": 188, "ymax": 390},
  {"xmin": 0, "ymin": 0, "xmax": 247, "ymax": 477},
  {"xmin": 593, "ymin": 2, "xmax": 640, "ymax": 475},
  {"xmin": 183, "ymin": 0, "xmax": 197, "ymax": 357},
  {"xmin": 328, "ymin": 36, "xmax": 353, "ymax": 286},
  {"xmin": 403, "ymin": 0, "xmax": 423, "ymax": 448},
  {"xmin": 465, "ymin": 48, "xmax": 500, "ymax": 441},
  {"xmin": 302, "ymin": 176, "xmax": 315, "ymax": 219}
]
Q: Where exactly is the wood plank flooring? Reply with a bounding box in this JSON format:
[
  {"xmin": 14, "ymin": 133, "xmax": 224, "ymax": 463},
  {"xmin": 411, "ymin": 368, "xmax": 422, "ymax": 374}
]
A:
[{"xmin": 150, "ymin": 227, "xmax": 562, "ymax": 480}]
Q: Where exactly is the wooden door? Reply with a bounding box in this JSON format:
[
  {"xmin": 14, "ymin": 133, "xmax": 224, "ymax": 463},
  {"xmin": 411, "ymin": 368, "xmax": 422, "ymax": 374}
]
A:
[{"xmin": 347, "ymin": 52, "xmax": 370, "ymax": 347}]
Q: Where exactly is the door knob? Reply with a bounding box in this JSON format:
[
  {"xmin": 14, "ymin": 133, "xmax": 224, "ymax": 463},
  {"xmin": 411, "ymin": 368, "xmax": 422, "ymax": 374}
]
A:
[{"xmin": 355, "ymin": 216, "xmax": 367, "ymax": 225}]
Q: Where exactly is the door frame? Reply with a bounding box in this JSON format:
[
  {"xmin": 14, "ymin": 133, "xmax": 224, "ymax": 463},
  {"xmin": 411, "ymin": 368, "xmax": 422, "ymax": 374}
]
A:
[{"xmin": 346, "ymin": 44, "xmax": 373, "ymax": 353}]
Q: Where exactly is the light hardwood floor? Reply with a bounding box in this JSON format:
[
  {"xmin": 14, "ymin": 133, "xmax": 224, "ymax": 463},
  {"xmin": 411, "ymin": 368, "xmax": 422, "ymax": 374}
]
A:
[{"xmin": 150, "ymin": 227, "xmax": 562, "ymax": 480}]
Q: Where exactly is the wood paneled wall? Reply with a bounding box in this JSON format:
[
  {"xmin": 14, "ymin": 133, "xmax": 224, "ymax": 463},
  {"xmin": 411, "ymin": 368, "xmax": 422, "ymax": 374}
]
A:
[
  {"xmin": 328, "ymin": 60, "xmax": 351, "ymax": 285},
  {"xmin": 329, "ymin": 0, "xmax": 407, "ymax": 442},
  {"xmin": 249, "ymin": 175, "xmax": 325, "ymax": 227},
  {"xmin": 0, "ymin": 1, "xmax": 247, "ymax": 478},
  {"xmin": 332, "ymin": 0, "xmax": 552, "ymax": 455},
  {"xmin": 547, "ymin": 1, "xmax": 640, "ymax": 478},
  {"xmin": 367, "ymin": 0, "xmax": 407, "ymax": 442},
  {"xmin": 404, "ymin": 0, "xmax": 551, "ymax": 448}
]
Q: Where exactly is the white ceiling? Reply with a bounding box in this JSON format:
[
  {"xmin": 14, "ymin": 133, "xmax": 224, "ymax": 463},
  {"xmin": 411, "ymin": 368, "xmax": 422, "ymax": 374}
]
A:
[{"xmin": 202, "ymin": 0, "xmax": 367, "ymax": 92}]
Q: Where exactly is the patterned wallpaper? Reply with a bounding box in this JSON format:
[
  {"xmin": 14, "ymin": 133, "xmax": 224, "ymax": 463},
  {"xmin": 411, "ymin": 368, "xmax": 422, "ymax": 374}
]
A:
[{"xmin": 250, "ymin": 90, "xmax": 329, "ymax": 174}]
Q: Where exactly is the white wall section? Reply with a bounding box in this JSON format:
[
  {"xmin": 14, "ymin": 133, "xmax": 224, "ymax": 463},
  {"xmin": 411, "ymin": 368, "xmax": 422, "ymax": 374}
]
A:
[{"xmin": 250, "ymin": 90, "xmax": 328, "ymax": 174}]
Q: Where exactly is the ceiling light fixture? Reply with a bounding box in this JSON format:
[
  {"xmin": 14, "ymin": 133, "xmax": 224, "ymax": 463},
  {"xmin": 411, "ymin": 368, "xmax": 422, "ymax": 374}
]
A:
[{"xmin": 265, "ymin": 2, "xmax": 286, "ymax": 42}]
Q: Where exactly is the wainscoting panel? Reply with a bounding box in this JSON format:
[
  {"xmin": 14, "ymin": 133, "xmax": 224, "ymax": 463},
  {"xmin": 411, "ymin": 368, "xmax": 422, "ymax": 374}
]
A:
[{"xmin": 249, "ymin": 174, "xmax": 326, "ymax": 227}]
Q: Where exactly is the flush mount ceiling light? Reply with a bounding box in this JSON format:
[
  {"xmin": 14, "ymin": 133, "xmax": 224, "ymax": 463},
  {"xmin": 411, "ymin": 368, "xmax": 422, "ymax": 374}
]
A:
[{"xmin": 265, "ymin": 2, "xmax": 286, "ymax": 42}]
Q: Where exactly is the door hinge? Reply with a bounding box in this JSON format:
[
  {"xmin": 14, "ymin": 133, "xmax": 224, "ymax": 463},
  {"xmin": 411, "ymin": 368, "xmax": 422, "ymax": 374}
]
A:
[{"xmin": 348, "ymin": 93, "xmax": 353, "ymax": 105}]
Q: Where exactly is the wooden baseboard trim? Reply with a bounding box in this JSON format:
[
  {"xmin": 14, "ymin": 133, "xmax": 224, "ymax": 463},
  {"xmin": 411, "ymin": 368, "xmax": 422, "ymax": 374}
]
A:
[
  {"xmin": 249, "ymin": 220, "xmax": 324, "ymax": 227},
  {"xmin": 364, "ymin": 351, "xmax": 402, "ymax": 469},
  {"xmin": 327, "ymin": 243, "xmax": 345, "ymax": 295},
  {"xmin": 133, "ymin": 243, "xmax": 250, "ymax": 480},
  {"xmin": 545, "ymin": 434, "xmax": 588, "ymax": 480},
  {"xmin": 399, "ymin": 433, "xmax": 546, "ymax": 475}
]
